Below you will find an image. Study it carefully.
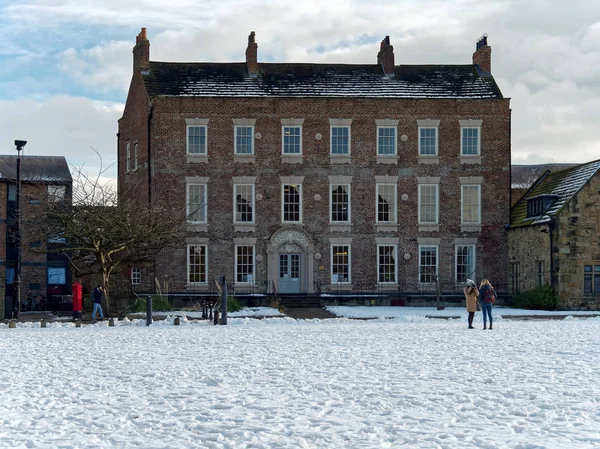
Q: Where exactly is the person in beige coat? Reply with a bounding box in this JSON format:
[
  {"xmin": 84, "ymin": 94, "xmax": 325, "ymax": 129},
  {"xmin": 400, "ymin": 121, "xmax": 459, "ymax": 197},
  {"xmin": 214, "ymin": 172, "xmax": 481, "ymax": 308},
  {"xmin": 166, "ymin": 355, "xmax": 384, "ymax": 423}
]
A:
[{"xmin": 463, "ymin": 279, "xmax": 479, "ymax": 329}]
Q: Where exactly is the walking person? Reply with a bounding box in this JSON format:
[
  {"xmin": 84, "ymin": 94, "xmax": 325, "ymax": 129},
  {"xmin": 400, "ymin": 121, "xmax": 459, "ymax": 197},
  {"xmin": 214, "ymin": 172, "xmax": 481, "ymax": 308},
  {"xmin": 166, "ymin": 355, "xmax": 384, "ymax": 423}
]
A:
[
  {"xmin": 478, "ymin": 279, "xmax": 497, "ymax": 330},
  {"xmin": 92, "ymin": 285, "xmax": 105, "ymax": 321},
  {"xmin": 463, "ymin": 279, "xmax": 479, "ymax": 329}
]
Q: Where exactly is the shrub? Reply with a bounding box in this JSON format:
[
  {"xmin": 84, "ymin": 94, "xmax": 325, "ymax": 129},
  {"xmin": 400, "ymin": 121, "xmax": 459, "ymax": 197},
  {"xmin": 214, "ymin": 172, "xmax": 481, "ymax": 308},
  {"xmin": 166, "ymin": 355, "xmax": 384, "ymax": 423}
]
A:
[
  {"xmin": 513, "ymin": 285, "xmax": 558, "ymax": 310},
  {"xmin": 128, "ymin": 295, "xmax": 172, "ymax": 313},
  {"xmin": 227, "ymin": 296, "xmax": 244, "ymax": 313}
]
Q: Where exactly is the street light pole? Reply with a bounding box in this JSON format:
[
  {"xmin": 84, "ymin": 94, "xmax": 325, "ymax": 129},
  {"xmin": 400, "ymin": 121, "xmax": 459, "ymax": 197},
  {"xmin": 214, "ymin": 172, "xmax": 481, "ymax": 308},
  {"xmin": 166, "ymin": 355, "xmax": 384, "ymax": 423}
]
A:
[{"xmin": 14, "ymin": 140, "xmax": 26, "ymax": 319}]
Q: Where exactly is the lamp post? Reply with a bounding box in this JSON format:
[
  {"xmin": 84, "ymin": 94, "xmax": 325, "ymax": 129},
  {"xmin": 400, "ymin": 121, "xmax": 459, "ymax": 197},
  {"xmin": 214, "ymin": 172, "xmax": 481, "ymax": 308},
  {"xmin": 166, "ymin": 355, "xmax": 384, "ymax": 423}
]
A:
[{"xmin": 13, "ymin": 140, "xmax": 26, "ymax": 319}]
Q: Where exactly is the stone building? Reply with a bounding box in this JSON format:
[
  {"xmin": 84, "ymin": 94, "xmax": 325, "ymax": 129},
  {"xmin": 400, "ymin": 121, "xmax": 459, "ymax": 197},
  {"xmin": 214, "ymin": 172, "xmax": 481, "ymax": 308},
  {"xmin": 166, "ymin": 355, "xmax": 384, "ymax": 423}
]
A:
[
  {"xmin": 118, "ymin": 29, "xmax": 511, "ymax": 301},
  {"xmin": 508, "ymin": 159, "xmax": 600, "ymax": 309},
  {"xmin": 0, "ymin": 155, "xmax": 72, "ymax": 318}
]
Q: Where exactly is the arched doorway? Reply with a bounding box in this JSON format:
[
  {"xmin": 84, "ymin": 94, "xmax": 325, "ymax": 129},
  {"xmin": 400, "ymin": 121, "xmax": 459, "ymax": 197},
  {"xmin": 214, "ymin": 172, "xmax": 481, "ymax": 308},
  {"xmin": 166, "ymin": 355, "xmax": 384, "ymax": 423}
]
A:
[{"xmin": 267, "ymin": 228, "xmax": 315, "ymax": 294}]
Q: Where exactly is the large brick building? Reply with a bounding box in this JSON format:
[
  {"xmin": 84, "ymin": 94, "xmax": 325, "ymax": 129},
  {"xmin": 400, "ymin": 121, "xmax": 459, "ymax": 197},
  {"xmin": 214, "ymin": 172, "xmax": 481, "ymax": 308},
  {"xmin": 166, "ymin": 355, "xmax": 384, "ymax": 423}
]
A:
[
  {"xmin": 118, "ymin": 29, "xmax": 511, "ymax": 301},
  {"xmin": 508, "ymin": 160, "xmax": 600, "ymax": 309}
]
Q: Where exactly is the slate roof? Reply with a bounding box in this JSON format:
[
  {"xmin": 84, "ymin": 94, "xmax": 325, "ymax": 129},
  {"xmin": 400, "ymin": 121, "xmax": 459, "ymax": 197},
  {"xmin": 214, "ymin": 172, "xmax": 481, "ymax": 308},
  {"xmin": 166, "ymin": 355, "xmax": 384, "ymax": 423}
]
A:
[
  {"xmin": 509, "ymin": 159, "xmax": 600, "ymax": 229},
  {"xmin": 0, "ymin": 155, "xmax": 72, "ymax": 183},
  {"xmin": 143, "ymin": 62, "xmax": 503, "ymax": 99},
  {"xmin": 511, "ymin": 163, "xmax": 578, "ymax": 189}
]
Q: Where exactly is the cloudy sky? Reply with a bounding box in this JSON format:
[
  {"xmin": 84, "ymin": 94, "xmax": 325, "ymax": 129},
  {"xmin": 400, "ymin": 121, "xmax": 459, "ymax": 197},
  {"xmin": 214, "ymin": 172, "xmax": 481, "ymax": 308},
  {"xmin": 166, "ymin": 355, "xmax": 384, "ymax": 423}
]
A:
[{"xmin": 1, "ymin": 0, "xmax": 599, "ymax": 180}]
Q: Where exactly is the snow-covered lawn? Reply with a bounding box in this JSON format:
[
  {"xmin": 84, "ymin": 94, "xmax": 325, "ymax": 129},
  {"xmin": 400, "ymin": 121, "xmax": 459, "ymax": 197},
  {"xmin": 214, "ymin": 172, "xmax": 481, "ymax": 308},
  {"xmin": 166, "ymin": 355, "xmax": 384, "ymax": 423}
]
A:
[{"xmin": 1, "ymin": 312, "xmax": 599, "ymax": 448}]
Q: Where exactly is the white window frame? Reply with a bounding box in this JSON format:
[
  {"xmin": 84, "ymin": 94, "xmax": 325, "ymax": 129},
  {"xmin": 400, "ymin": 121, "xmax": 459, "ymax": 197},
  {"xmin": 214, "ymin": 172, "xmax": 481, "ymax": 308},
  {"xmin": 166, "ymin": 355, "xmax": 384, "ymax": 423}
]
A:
[
  {"xmin": 461, "ymin": 184, "xmax": 481, "ymax": 225},
  {"xmin": 418, "ymin": 184, "xmax": 439, "ymax": 225},
  {"xmin": 377, "ymin": 126, "xmax": 396, "ymax": 156},
  {"xmin": 186, "ymin": 183, "xmax": 207, "ymax": 223},
  {"xmin": 131, "ymin": 267, "xmax": 141, "ymax": 285},
  {"xmin": 459, "ymin": 120, "xmax": 482, "ymax": 156},
  {"xmin": 282, "ymin": 125, "xmax": 302, "ymax": 155},
  {"xmin": 455, "ymin": 245, "xmax": 476, "ymax": 283},
  {"xmin": 186, "ymin": 124, "xmax": 207, "ymax": 155},
  {"xmin": 330, "ymin": 125, "xmax": 351, "ymax": 155},
  {"xmin": 418, "ymin": 126, "xmax": 438, "ymax": 156},
  {"xmin": 377, "ymin": 245, "xmax": 397, "ymax": 284},
  {"xmin": 125, "ymin": 141, "xmax": 131, "ymax": 173},
  {"xmin": 330, "ymin": 244, "xmax": 351, "ymax": 284},
  {"xmin": 187, "ymin": 244, "xmax": 207, "ymax": 284},
  {"xmin": 234, "ymin": 184, "xmax": 255, "ymax": 224},
  {"xmin": 281, "ymin": 183, "xmax": 303, "ymax": 224},
  {"xmin": 133, "ymin": 142, "xmax": 138, "ymax": 171},
  {"xmin": 376, "ymin": 183, "xmax": 397, "ymax": 224},
  {"xmin": 235, "ymin": 245, "xmax": 255, "ymax": 284},
  {"xmin": 48, "ymin": 185, "xmax": 66, "ymax": 202},
  {"xmin": 329, "ymin": 183, "xmax": 351, "ymax": 224},
  {"xmin": 419, "ymin": 245, "xmax": 439, "ymax": 284},
  {"xmin": 234, "ymin": 125, "xmax": 255, "ymax": 155}
]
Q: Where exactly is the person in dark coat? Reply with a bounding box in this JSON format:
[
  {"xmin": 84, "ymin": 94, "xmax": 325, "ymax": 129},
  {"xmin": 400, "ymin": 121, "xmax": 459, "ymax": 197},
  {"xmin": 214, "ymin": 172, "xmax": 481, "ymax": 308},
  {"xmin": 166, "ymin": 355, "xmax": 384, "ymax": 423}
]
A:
[
  {"xmin": 92, "ymin": 285, "xmax": 104, "ymax": 320},
  {"xmin": 478, "ymin": 279, "xmax": 497, "ymax": 330}
]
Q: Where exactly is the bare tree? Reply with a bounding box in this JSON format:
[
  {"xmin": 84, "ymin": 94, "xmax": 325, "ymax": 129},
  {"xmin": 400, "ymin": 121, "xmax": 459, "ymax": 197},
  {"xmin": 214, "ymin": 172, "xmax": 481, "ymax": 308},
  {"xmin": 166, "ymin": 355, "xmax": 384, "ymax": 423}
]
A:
[{"xmin": 40, "ymin": 154, "xmax": 186, "ymax": 315}]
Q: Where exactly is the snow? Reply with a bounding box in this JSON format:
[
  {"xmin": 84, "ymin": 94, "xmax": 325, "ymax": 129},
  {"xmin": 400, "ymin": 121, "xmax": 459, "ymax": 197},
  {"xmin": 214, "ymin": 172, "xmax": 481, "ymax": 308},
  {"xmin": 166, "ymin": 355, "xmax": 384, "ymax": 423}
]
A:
[{"xmin": 1, "ymin": 308, "xmax": 599, "ymax": 448}]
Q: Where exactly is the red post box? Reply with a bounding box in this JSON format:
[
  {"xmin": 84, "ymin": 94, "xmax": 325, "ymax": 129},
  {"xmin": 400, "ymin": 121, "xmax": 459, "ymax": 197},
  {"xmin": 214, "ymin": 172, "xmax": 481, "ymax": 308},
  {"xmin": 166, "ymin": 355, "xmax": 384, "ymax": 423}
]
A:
[{"xmin": 72, "ymin": 282, "xmax": 83, "ymax": 319}]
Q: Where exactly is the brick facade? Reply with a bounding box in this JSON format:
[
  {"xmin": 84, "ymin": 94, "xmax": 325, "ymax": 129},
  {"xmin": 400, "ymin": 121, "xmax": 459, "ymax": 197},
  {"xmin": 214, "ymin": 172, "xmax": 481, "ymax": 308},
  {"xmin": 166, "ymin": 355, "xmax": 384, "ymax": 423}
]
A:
[{"xmin": 118, "ymin": 31, "xmax": 511, "ymax": 298}]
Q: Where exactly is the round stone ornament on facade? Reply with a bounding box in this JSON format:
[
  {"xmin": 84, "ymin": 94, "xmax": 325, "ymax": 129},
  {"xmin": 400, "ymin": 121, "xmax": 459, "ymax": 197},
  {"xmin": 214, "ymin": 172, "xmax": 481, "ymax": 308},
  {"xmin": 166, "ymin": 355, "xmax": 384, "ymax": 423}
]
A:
[
  {"xmin": 314, "ymin": 252, "xmax": 322, "ymax": 260},
  {"xmin": 255, "ymin": 132, "xmax": 262, "ymax": 139},
  {"xmin": 256, "ymin": 193, "xmax": 263, "ymax": 201},
  {"xmin": 256, "ymin": 254, "xmax": 263, "ymax": 262},
  {"xmin": 403, "ymin": 252, "xmax": 411, "ymax": 260},
  {"xmin": 401, "ymin": 193, "xmax": 408, "ymax": 201},
  {"xmin": 400, "ymin": 134, "xmax": 408, "ymax": 142},
  {"xmin": 314, "ymin": 194, "xmax": 321, "ymax": 201},
  {"xmin": 315, "ymin": 133, "xmax": 323, "ymax": 140}
]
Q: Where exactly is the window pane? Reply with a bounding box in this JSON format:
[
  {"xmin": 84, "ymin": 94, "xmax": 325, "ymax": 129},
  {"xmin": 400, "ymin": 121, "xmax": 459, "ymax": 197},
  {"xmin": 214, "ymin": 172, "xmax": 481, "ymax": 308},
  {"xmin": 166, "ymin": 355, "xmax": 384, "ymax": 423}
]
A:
[
  {"xmin": 188, "ymin": 126, "xmax": 206, "ymax": 154},
  {"xmin": 377, "ymin": 184, "xmax": 395, "ymax": 223},
  {"xmin": 187, "ymin": 184, "xmax": 206, "ymax": 222},
  {"xmin": 377, "ymin": 127, "xmax": 395, "ymax": 155},
  {"xmin": 283, "ymin": 184, "xmax": 301, "ymax": 222},
  {"xmin": 419, "ymin": 128, "xmax": 436, "ymax": 155},
  {"xmin": 236, "ymin": 126, "xmax": 253, "ymax": 154},
  {"xmin": 283, "ymin": 126, "xmax": 301, "ymax": 154},
  {"xmin": 420, "ymin": 246, "xmax": 437, "ymax": 283},
  {"xmin": 331, "ymin": 184, "xmax": 349, "ymax": 222},
  {"xmin": 188, "ymin": 245, "xmax": 206, "ymax": 283},
  {"xmin": 378, "ymin": 246, "xmax": 396, "ymax": 283},
  {"xmin": 331, "ymin": 127, "xmax": 349, "ymax": 154},
  {"xmin": 419, "ymin": 185, "xmax": 437, "ymax": 223},
  {"xmin": 236, "ymin": 246, "xmax": 254, "ymax": 282},
  {"xmin": 462, "ymin": 185, "xmax": 480, "ymax": 224},
  {"xmin": 332, "ymin": 245, "xmax": 349, "ymax": 283},
  {"xmin": 584, "ymin": 273, "xmax": 592, "ymax": 294},
  {"xmin": 462, "ymin": 127, "xmax": 479, "ymax": 155},
  {"xmin": 456, "ymin": 245, "xmax": 475, "ymax": 283},
  {"xmin": 235, "ymin": 185, "xmax": 254, "ymax": 223}
]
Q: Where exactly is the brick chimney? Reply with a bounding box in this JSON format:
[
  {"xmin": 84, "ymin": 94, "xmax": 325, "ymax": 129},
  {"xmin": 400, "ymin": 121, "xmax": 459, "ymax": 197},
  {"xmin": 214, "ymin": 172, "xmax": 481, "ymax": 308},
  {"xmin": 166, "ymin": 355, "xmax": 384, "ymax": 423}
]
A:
[
  {"xmin": 246, "ymin": 31, "xmax": 258, "ymax": 76},
  {"xmin": 472, "ymin": 34, "xmax": 491, "ymax": 73},
  {"xmin": 133, "ymin": 27, "xmax": 150, "ymax": 74},
  {"xmin": 377, "ymin": 36, "xmax": 395, "ymax": 76}
]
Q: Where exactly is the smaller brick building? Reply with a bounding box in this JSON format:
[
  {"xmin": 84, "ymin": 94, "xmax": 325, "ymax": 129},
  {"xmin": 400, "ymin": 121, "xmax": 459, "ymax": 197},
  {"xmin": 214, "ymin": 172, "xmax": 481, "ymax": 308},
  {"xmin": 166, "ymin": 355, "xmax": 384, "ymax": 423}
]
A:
[
  {"xmin": 508, "ymin": 159, "xmax": 600, "ymax": 309},
  {"xmin": 0, "ymin": 155, "xmax": 72, "ymax": 318}
]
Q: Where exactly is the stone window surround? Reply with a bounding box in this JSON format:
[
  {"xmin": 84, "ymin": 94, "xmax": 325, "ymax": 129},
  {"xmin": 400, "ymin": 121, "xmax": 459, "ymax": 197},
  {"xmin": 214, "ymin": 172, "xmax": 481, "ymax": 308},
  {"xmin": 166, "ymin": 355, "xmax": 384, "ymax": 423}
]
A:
[
  {"xmin": 459, "ymin": 119, "xmax": 482, "ymax": 164},
  {"xmin": 329, "ymin": 118, "xmax": 352, "ymax": 164},
  {"xmin": 417, "ymin": 119, "xmax": 440, "ymax": 164},
  {"xmin": 417, "ymin": 177, "xmax": 440, "ymax": 232},
  {"xmin": 417, "ymin": 240, "xmax": 440, "ymax": 285},
  {"xmin": 281, "ymin": 118, "xmax": 304, "ymax": 164},
  {"xmin": 376, "ymin": 237, "xmax": 400, "ymax": 289},
  {"xmin": 233, "ymin": 176, "xmax": 257, "ymax": 233},
  {"xmin": 454, "ymin": 241, "xmax": 477, "ymax": 284},
  {"xmin": 234, "ymin": 239, "xmax": 256, "ymax": 285},
  {"xmin": 459, "ymin": 176, "xmax": 483, "ymax": 232},
  {"xmin": 328, "ymin": 175, "xmax": 353, "ymax": 232},
  {"xmin": 185, "ymin": 118, "xmax": 209, "ymax": 164},
  {"xmin": 375, "ymin": 118, "xmax": 399, "ymax": 164},
  {"xmin": 185, "ymin": 176, "xmax": 209, "ymax": 232},
  {"xmin": 329, "ymin": 237, "xmax": 352, "ymax": 289},
  {"xmin": 233, "ymin": 118, "xmax": 256, "ymax": 163},
  {"xmin": 125, "ymin": 141, "xmax": 131, "ymax": 174}
]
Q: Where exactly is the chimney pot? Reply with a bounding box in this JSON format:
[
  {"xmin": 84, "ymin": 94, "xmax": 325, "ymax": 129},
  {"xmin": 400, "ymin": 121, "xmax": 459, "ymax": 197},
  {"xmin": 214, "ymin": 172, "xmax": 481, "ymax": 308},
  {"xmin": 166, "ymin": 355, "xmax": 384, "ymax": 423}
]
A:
[{"xmin": 133, "ymin": 27, "xmax": 150, "ymax": 74}]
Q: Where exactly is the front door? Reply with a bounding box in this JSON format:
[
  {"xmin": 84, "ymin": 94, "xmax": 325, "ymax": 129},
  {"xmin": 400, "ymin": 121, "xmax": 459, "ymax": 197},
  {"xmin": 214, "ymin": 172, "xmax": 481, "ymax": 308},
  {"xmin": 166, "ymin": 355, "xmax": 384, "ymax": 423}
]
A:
[{"xmin": 279, "ymin": 254, "xmax": 301, "ymax": 293}]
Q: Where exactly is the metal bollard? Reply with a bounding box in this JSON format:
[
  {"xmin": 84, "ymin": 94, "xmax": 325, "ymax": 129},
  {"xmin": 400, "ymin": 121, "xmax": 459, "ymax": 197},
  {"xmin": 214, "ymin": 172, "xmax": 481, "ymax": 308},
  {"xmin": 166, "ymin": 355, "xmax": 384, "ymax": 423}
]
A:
[
  {"xmin": 108, "ymin": 318, "xmax": 115, "ymax": 327},
  {"xmin": 146, "ymin": 295, "xmax": 153, "ymax": 326},
  {"xmin": 174, "ymin": 316, "xmax": 181, "ymax": 326},
  {"xmin": 9, "ymin": 320, "xmax": 16, "ymax": 329},
  {"xmin": 40, "ymin": 320, "xmax": 47, "ymax": 328}
]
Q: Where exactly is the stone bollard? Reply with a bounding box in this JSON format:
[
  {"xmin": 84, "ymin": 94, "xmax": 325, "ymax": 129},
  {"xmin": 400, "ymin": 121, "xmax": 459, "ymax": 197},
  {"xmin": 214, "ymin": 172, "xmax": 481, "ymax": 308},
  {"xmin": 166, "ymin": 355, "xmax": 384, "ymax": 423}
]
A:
[
  {"xmin": 108, "ymin": 318, "xmax": 115, "ymax": 327},
  {"xmin": 40, "ymin": 320, "xmax": 47, "ymax": 328},
  {"xmin": 9, "ymin": 320, "xmax": 16, "ymax": 329},
  {"xmin": 75, "ymin": 320, "xmax": 82, "ymax": 328},
  {"xmin": 174, "ymin": 316, "xmax": 181, "ymax": 326}
]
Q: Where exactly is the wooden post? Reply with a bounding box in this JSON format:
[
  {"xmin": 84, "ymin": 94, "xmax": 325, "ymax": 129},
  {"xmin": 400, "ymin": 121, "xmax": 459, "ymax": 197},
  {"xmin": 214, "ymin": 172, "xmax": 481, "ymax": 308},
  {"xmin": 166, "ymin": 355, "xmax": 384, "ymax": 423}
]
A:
[
  {"xmin": 9, "ymin": 320, "xmax": 16, "ymax": 328},
  {"xmin": 108, "ymin": 318, "xmax": 115, "ymax": 327},
  {"xmin": 40, "ymin": 320, "xmax": 46, "ymax": 328}
]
